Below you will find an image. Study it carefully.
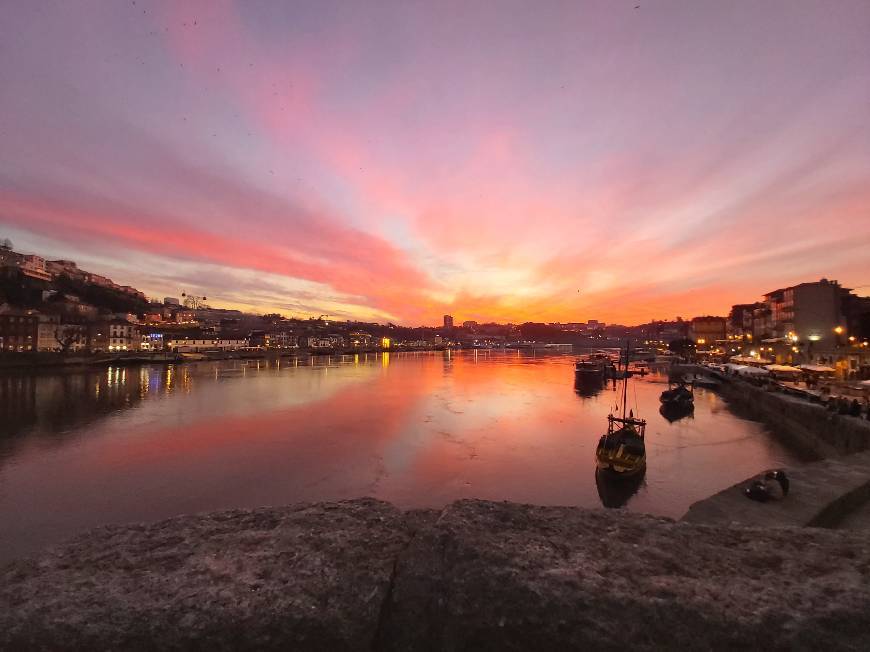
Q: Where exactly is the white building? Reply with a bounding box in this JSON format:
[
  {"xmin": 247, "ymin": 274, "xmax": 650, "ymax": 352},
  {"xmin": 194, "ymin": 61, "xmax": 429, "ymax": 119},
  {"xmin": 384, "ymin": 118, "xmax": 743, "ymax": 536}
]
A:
[
  {"xmin": 166, "ymin": 337, "xmax": 249, "ymax": 352},
  {"xmin": 108, "ymin": 320, "xmax": 141, "ymax": 352}
]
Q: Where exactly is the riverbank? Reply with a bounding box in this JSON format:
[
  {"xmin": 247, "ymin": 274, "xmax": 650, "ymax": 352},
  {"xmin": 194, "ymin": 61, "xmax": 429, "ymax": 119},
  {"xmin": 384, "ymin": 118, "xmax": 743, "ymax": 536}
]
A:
[
  {"xmin": 2, "ymin": 498, "xmax": 869, "ymax": 650},
  {"xmin": 0, "ymin": 346, "xmax": 574, "ymax": 373},
  {"xmin": 683, "ymin": 449, "xmax": 870, "ymax": 527},
  {"xmin": 713, "ymin": 374, "xmax": 870, "ymax": 459}
]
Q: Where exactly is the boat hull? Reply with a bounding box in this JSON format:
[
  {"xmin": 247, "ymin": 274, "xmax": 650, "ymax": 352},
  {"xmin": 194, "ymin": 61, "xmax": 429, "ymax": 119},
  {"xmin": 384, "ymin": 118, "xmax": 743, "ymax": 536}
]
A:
[
  {"xmin": 595, "ymin": 427, "xmax": 646, "ymax": 478},
  {"xmin": 595, "ymin": 456, "xmax": 646, "ymax": 477}
]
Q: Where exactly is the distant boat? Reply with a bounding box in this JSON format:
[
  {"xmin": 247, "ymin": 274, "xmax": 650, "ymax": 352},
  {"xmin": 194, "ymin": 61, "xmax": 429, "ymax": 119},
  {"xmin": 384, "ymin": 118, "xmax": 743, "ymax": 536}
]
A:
[
  {"xmin": 660, "ymin": 381, "xmax": 694, "ymax": 407},
  {"xmin": 596, "ymin": 344, "xmax": 647, "ymax": 478},
  {"xmin": 574, "ymin": 358, "xmax": 606, "ymax": 378},
  {"xmin": 574, "ymin": 353, "xmax": 615, "ymax": 379}
]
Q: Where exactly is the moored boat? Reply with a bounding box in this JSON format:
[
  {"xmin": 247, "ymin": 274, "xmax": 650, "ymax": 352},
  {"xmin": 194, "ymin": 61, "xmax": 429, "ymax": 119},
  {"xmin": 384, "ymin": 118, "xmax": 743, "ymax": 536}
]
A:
[
  {"xmin": 660, "ymin": 381, "xmax": 694, "ymax": 407},
  {"xmin": 574, "ymin": 359, "xmax": 606, "ymax": 378},
  {"xmin": 595, "ymin": 344, "xmax": 647, "ymax": 478}
]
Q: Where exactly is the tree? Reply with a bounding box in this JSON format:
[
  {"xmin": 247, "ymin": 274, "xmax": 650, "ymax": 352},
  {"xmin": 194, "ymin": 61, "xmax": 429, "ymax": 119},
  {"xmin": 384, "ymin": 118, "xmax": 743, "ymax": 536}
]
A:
[
  {"xmin": 0, "ymin": 238, "xmax": 12, "ymax": 251},
  {"xmin": 55, "ymin": 325, "xmax": 83, "ymax": 353}
]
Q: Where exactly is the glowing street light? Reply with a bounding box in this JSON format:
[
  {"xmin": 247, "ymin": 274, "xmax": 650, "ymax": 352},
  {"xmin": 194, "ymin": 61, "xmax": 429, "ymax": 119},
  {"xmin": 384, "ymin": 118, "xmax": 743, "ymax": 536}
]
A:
[{"xmin": 834, "ymin": 326, "xmax": 844, "ymax": 335}]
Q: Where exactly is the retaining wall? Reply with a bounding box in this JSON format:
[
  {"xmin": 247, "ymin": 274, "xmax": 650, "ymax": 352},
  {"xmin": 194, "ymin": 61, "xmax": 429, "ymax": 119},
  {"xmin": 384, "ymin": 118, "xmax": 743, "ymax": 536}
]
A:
[{"xmin": 714, "ymin": 376, "xmax": 870, "ymax": 459}]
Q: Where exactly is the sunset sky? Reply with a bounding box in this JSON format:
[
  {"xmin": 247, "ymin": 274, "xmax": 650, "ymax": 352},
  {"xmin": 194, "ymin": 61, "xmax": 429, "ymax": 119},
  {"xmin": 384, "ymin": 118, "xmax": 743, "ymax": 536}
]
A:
[{"xmin": 1, "ymin": 0, "xmax": 868, "ymax": 325}]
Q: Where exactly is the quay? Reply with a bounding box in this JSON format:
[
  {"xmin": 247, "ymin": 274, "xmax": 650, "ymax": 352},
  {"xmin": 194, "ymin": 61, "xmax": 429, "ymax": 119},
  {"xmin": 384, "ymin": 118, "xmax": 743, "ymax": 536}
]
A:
[{"xmin": 675, "ymin": 363, "xmax": 870, "ymax": 528}]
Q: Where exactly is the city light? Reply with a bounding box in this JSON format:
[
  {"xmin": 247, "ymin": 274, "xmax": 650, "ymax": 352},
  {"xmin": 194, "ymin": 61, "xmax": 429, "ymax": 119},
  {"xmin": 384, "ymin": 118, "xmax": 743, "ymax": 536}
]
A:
[{"xmin": 834, "ymin": 326, "xmax": 844, "ymax": 335}]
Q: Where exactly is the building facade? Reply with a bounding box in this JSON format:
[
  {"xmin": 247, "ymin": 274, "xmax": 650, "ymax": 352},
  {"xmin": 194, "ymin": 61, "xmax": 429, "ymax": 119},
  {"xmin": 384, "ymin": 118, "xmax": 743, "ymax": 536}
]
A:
[
  {"xmin": 689, "ymin": 316, "xmax": 727, "ymax": 345},
  {"xmin": 0, "ymin": 311, "xmax": 39, "ymax": 352},
  {"xmin": 763, "ymin": 279, "xmax": 847, "ymax": 350},
  {"xmin": 165, "ymin": 337, "xmax": 248, "ymax": 352}
]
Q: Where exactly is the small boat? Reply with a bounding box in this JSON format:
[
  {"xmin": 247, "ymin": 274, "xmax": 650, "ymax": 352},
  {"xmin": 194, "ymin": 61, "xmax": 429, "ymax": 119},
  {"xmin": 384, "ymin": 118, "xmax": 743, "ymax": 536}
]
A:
[
  {"xmin": 660, "ymin": 381, "xmax": 694, "ymax": 407},
  {"xmin": 574, "ymin": 358, "xmax": 606, "ymax": 378},
  {"xmin": 596, "ymin": 344, "xmax": 647, "ymax": 478}
]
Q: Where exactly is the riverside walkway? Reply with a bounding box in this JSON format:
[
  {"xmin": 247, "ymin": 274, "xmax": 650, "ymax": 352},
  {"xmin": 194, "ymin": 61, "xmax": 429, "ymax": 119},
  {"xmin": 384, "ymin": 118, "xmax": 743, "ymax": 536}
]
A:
[
  {"xmin": 676, "ymin": 364, "xmax": 870, "ymax": 529},
  {"xmin": 682, "ymin": 449, "xmax": 870, "ymax": 528}
]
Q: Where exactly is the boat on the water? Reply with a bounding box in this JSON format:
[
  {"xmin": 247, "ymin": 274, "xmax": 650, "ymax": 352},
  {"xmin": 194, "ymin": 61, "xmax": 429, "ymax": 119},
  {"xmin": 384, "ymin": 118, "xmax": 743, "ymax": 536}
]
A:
[
  {"xmin": 574, "ymin": 358, "xmax": 606, "ymax": 378},
  {"xmin": 660, "ymin": 381, "xmax": 694, "ymax": 407},
  {"xmin": 595, "ymin": 345, "xmax": 647, "ymax": 478},
  {"xmin": 574, "ymin": 353, "xmax": 614, "ymax": 379}
]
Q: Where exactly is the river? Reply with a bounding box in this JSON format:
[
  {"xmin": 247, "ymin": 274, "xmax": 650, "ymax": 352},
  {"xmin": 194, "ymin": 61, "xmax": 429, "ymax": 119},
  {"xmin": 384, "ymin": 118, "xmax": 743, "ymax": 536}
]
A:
[{"xmin": 0, "ymin": 350, "xmax": 798, "ymax": 563}]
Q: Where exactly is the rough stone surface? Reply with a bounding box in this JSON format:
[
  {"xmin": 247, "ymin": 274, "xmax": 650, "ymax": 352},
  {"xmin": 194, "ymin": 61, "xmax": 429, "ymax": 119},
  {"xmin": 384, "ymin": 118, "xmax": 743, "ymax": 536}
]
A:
[
  {"xmin": 682, "ymin": 450, "xmax": 870, "ymax": 528},
  {"xmin": 3, "ymin": 499, "xmax": 870, "ymax": 650},
  {"xmin": 381, "ymin": 500, "xmax": 870, "ymax": 651},
  {"xmin": 0, "ymin": 498, "xmax": 418, "ymax": 651}
]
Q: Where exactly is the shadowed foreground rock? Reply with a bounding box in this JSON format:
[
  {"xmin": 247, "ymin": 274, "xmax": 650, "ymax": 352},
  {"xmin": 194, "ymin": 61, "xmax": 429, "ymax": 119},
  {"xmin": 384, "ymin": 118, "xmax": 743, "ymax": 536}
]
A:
[{"xmin": 3, "ymin": 499, "xmax": 870, "ymax": 650}]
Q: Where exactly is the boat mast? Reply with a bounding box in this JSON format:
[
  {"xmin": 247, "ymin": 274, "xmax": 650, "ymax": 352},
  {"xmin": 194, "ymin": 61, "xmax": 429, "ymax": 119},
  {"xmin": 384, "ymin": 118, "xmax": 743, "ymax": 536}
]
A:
[{"xmin": 621, "ymin": 340, "xmax": 630, "ymax": 419}]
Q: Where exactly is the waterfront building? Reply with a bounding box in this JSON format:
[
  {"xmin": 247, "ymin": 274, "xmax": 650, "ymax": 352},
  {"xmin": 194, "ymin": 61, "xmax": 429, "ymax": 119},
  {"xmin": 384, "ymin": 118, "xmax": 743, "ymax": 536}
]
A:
[
  {"xmin": 46, "ymin": 319, "xmax": 89, "ymax": 353},
  {"xmin": 727, "ymin": 303, "xmax": 763, "ymax": 339},
  {"xmin": 37, "ymin": 314, "xmax": 61, "ymax": 352},
  {"xmin": 443, "ymin": 314, "xmax": 454, "ymax": 329},
  {"xmin": 248, "ymin": 330, "xmax": 269, "ymax": 348},
  {"xmin": 348, "ymin": 331, "xmax": 373, "ymax": 348},
  {"xmin": 164, "ymin": 297, "xmax": 181, "ymax": 306},
  {"xmin": 165, "ymin": 337, "xmax": 249, "ymax": 352},
  {"xmin": 268, "ymin": 331, "xmax": 298, "ymax": 349},
  {"xmin": 762, "ymin": 279, "xmax": 848, "ymax": 350},
  {"xmin": 106, "ymin": 320, "xmax": 141, "ymax": 352},
  {"xmin": 140, "ymin": 332, "xmax": 165, "ymax": 351},
  {"xmin": 689, "ymin": 316, "xmax": 727, "ymax": 346},
  {"xmin": 0, "ymin": 310, "xmax": 39, "ymax": 352}
]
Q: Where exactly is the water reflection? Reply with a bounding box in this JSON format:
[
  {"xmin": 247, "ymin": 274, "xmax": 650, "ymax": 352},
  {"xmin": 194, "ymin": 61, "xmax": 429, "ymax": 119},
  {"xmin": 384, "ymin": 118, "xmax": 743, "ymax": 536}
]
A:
[
  {"xmin": 574, "ymin": 375, "xmax": 604, "ymax": 398},
  {"xmin": 0, "ymin": 366, "xmax": 153, "ymax": 441},
  {"xmin": 0, "ymin": 352, "xmax": 801, "ymax": 564},
  {"xmin": 595, "ymin": 468, "xmax": 646, "ymax": 509},
  {"xmin": 659, "ymin": 402, "xmax": 695, "ymax": 423}
]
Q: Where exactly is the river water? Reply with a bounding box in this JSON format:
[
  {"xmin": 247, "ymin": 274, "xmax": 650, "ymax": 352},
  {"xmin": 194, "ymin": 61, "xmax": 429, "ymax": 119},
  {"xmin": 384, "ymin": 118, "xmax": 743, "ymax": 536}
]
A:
[{"xmin": 0, "ymin": 350, "xmax": 798, "ymax": 563}]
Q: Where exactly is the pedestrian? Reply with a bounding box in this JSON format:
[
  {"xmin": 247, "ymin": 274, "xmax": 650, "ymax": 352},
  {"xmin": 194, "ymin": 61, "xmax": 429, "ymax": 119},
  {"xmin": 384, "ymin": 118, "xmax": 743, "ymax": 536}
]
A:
[{"xmin": 839, "ymin": 397, "xmax": 850, "ymax": 415}]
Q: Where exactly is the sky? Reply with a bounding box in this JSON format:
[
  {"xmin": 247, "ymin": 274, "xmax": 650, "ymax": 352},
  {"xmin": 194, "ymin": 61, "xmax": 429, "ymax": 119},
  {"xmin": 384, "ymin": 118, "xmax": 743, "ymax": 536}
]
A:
[{"xmin": 1, "ymin": 0, "xmax": 868, "ymax": 325}]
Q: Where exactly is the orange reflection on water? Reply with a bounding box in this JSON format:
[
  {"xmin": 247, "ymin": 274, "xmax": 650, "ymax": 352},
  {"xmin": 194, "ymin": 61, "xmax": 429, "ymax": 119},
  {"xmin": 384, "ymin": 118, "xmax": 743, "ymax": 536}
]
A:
[{"xmin": 0, "ymin": 352, "xmax": 800, "ymax": 563}]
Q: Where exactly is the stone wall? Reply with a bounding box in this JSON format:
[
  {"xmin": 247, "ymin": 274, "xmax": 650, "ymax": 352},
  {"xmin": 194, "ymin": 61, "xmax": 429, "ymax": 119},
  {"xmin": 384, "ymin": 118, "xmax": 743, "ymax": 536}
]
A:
[
  {"xmin": 3, "ymin": 499, "xmax": 870, "ymax": 650},
  {"xmin": 714, "ymin": 377, "xmax": 870, "ymax": 459}
]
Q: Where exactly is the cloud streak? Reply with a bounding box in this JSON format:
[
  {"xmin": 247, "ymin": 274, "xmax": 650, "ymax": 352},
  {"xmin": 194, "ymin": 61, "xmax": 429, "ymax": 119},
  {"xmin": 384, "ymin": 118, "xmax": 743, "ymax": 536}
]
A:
[{"xmin": 1, "ymin": 0, "xmax": 868, "ymax": 324}]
